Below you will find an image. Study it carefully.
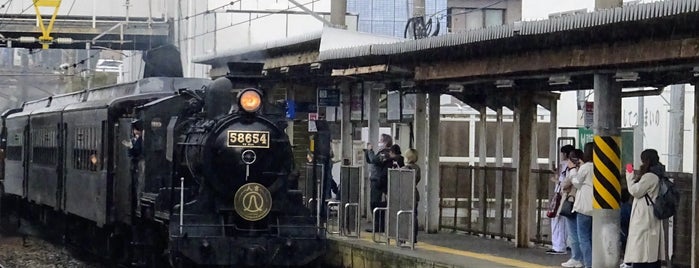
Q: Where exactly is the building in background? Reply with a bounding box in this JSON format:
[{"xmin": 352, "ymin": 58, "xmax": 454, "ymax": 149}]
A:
[
  {"xmin": 347, "ymin": 0, "xmax": 447, "ymax": 38},
  {"xmin": 446, "ymin": 0, "xmax": 521, "ymax": 32}
]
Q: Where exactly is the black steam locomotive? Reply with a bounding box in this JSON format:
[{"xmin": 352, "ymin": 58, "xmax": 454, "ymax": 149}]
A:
[{"xmin": 0, "ymin": 74, "xmax": 325, "ymax": 267}]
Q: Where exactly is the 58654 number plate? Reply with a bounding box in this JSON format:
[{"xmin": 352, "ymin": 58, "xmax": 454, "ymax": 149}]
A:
[{"xmin": 227, "ymin": 131, "xmax": 270, "ymax": 148}]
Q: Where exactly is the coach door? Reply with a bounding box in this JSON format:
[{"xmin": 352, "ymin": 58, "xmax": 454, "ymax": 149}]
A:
[
  {"xmin": 63, "ymin": 109, "xmax": 108, "ymax": 226},
  {"xmin": 4, "ymin": 116, "xmax": 28, "ymax": 197},
  {"xmin": 27, "ymin": 113, "xmax": 61, "ymax": 208}
]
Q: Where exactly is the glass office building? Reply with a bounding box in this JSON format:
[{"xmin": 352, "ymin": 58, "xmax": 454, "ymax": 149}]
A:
[{"xmin": 347, "ymin": 0, "xmax": 447, "ymax": 38}]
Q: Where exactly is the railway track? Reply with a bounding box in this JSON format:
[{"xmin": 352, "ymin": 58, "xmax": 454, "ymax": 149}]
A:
[{"xmin": 0, "ymin": 215, "xmax": 104, "ymax": 268}]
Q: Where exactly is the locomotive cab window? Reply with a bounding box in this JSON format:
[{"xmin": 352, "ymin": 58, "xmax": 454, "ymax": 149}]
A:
[
  {"xmin": 31, "ymin": 128, "xmax": 58, "ymax": 166},
  {"xmin": 73, "ymin": 126, "xmax": 101, "ymax": 171}
]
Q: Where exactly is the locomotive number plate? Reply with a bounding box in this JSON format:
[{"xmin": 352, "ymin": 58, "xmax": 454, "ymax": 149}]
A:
[{"xmin": 227, "ymin": 131, "xmax": 270, "ymax": 148}]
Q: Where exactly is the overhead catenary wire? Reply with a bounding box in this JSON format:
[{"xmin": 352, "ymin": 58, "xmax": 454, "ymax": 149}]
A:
[
  {"xmin": 175, "ymin": 0, "xmax": 243, "ymax": 22},
  {"xmin": 0, "ymin": 1, "xmax": 37, "ymax": 30},
  {"xmin": 178, "ymin": 0, "xmax": 320, "ymax": 42}
]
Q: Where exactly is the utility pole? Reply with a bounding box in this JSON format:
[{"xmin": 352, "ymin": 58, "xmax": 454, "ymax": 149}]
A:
[
  {"xmin": 592, "ymin": 2, "xmax": 623, "ymax": 266},
  {"xmin": 412, "ymin": 0, "xmax": 428, "ymax": 231},
  {"xmin": 667, "ymin": 84, "xmax": 685, "ymax": 260},
  {"xmin": 413, "ymin": 0, "xmax": 425, "ymax": 17},
  {"xmin": 592, "ymin": 74, "xmax": 622, "ymax": 268},
  {"xmin": 330, "ymin": 0, "xmax": 347, "ymax": 29},
  {"xmin": 668, "ymin": 85, "xmax": 685, "ymax": 172}
]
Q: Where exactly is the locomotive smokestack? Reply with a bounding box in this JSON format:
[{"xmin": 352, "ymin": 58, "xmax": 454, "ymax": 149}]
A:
[{"xmin": 205, "ymin": 77, "xmax": 235, "ymax": 119}]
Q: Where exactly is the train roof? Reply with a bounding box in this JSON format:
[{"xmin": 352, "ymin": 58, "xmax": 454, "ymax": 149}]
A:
[{"xmin": 7, "ymin": 77, "xmax": 211, "ymax": 118}]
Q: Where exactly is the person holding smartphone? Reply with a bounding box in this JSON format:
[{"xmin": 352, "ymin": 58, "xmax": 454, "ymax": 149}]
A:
[
  {"xmin": 623, "ymin": 149, "xmax": 665, "ymax": 268},
  {"xmin": 548, "ymin": 145, "xmax": 574, "ymax": 256},
  {"xmin": 570, "ymin": 143, "xmax": 594, "ymax": 268},
  {"xmin": 560, "ymin": 149, "xmax": 584, "ymax": 268}
]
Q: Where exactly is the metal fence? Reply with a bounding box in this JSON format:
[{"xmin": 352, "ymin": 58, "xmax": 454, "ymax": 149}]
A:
[
  {"xmin": 438, "ymin": 164, "xmax": 694, "ymax": 265},
  {"xmin": 668, "ymin": 172, "xmax": 691, "ymax": 268},
  {"xmin": 438, "ymin": 165, "xmax": 555, "ymax": 244}
]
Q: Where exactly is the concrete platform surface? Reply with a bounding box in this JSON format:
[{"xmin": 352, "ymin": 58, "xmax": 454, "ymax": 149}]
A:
[{"xmin": 324, "ymin": 230, "xmax": 570, "ymax": 268}]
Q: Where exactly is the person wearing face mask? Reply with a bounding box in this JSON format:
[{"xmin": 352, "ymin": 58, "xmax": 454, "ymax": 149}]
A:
[{"xmin": 364, "ymin": 134, "xmax": 393, "ymax": 233}]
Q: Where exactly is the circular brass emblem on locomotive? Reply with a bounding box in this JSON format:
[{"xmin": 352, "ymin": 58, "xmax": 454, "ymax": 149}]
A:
[{"xmin": 234, "ymin": 183, "xmax": 272, "ymax": 221}]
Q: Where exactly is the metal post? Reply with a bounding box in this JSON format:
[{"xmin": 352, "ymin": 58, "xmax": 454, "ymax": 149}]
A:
[
  {"xmin": 592, "ymin": 74, "xmax": 622, "ymax": 268},
  {"xmin": 668, "ymin": 85, "xmax": 685, "ymax": 172},
  {"xmin": 478, "ymin": 107, "xmax": 487, "ymax": 235},
  {"xmin": 330, "ymin": 0, "xmax": 347, "ymax": 29},
  {"xmin": 494, "ymin": 107, "xmax": 504, "ymax": 236},
  {"xmin": 366, "ymin": 83, "xmax": 380, "ymax": 218},
  {"xmin": 668, "ymin": 85, "xmax": 685, "ymax": 259},
  {"xmin": 529, "ymin": 109, "xmax": 539, "ymax": 242},
  {"xmin": 414, "ymin": 92, "xmax": 427, "ymax": 230},
  {"xmin": 425, "ymin": 92, "xmax": 441, "ymax": 233},
  {"xmin": 85, "ymin": 43, "xmax": 92, "ymax": 89},
  {"xmin": 179, "ymin": 177, "xmax": 184, "ymax": 235},
  {"xmin": 692, "ymin": 81, "xmax": 699, "ymax": 268},
  {"xmin": 634, "ymin": 95, "xmax": 644, "ymax": 167},
  {"xmin": 515, "ymin": 92, "xmax": 534, "ymax": 247},
  {"xmin": 549, "ymin": 98, "xmax": 558, "ymax": 171},
  {"xmin": 340, "ymin": 82, "xmax": 353, "ymax": 163}
]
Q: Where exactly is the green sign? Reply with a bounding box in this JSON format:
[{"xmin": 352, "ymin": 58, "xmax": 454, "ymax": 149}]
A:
[
  {"xmin": 578, "ymin": 127, "xmax": 594, "ymax": 150},
  {"xmin": 577, "ymin": 127, "xmax": 634, "ymax": 167}
]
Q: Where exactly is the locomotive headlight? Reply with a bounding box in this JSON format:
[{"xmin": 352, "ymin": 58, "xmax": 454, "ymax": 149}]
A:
[{"xmin": 239, "ymin": 89, "xmax": 262, "ymax": 113}]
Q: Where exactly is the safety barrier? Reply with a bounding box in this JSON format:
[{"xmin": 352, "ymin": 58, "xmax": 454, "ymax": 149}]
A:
[
  {"xmin": 387, "ymin": 168, "xmax": 417, "ymax": 249},
  {"xmin": 304, "ymin": 163, "xmax": 324, "ymax": 228},
  {"xmin": 339, "ymin": 166, "xmax": 362, "ymax": 237},
  {"xmin": 369, "ymin": 169, "xmax": 416, "ymax": 249},
  {"xmin": 438, "ymin": 165, "xmax": 554, "ymax": 245},
  {"xmin": 324, "ymin": 165, "xmax": 363, "ymax": 237}
]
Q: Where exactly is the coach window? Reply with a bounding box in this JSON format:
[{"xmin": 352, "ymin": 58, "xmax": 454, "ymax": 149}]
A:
[
  {"xmin": 6, "ymin": 131, "xmax": 23, "ymax": 161},
  {"xmin": 32, "ymin": 128, "xmax": 58, "ymax": 166},
  {"xmin": 74, "ymin": 127, "xmax": 100, "ymax": 171}
]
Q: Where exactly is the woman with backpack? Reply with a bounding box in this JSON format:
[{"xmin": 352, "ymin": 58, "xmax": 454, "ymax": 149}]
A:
[{"xmin": 624, "ymin": 149, "xmax": 665, "ymax": 268}]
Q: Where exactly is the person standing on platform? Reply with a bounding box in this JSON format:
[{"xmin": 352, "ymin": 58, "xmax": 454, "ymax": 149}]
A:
[
  {"xmin": 561, "ymin": 149, "xmax": 584, "ymax": 268},
  {"xmin": 572, "ymin": 142, "xmax": 594, "ymax": 268},
  {"xmin": 401, "ymin": 149, "xmax": 420, "ymax": 244},
  {"xmin": 389, "ymin": 144, "xmax": 405, "ymax": 168},
  {"xmin": 624, "ymin": 149, "xmax": 665, "ymax": 268},
  {"xmin": 548, "ymin": 144, "xmax": 575, "ymax": 255},
  {"xmin": 364, "ymin": 134, "xmax": 393, "ymax": 233}
]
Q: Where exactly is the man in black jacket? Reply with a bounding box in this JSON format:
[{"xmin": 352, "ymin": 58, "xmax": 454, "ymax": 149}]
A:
[{"xmin": 364, "ymin": 134, "xmax": 393, "ymax": 232}]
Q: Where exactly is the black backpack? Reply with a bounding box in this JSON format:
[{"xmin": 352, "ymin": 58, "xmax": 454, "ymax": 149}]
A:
[{"xmin": 644, "ymin": 175, "xmax": 679, "ymax": 220}]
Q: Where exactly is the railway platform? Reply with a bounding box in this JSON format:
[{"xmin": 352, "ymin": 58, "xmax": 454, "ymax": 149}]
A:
[{"xmin": 323, "ymin": 229, "xmax": 568, "ymax": 268}]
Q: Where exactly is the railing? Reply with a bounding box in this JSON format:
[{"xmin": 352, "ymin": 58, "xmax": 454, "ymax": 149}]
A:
[
  {"xmin": 667, "ymin": 172, "xmax": 692, "ymax": 268},
  {"xmin": 439, "ymin": 165, "xmax": 555, "ymax": 245},
  {"xmin": 438, "ymin": 165, "xmax": 694, "ymax": 264}
]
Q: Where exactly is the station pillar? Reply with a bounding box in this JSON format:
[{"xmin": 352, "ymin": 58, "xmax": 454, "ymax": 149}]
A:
[
  {"xmin": 515, "ymin": 91, "xmax": 535, "ymax": 247},
  {"xmin": 425, "ymin": 91, "xmax": 441, "ymax": 233},
  {"xmin": 414, "ymin": 92, "xmax": 427, "ymax": 230},
  {"xmin": 366, "ymin": 83, "xmax": 380, "ymax": 218},
  {"xmin": 591, "ymin": 74, "xmax": 622, "ymax": 268},
  {"xmin": 494, "ymin": 107, "xmax": 505, "ymax": 235},
  {"xmin": 340, "ymin": 82, "xmax": 353, "ymax": 164}
]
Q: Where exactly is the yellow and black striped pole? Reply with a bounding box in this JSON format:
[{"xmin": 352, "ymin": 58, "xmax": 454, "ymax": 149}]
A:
[{"xmin": 592, "ymin": 136, "xmax": 621, "ymax": 209}]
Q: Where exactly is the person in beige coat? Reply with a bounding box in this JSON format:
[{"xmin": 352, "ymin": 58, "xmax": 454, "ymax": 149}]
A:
[{"xmin": 624, "ymin": 149, "xmax": 665, "ymax": 268}]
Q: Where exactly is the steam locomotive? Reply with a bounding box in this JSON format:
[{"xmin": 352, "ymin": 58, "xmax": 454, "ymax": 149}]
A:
[{"xmin": 0, "ymin": 74, "xmax": 325, "ymax": 266}]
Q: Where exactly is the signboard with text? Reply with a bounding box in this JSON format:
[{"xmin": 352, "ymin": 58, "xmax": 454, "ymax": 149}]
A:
[{"xmin": 318, "ymin": 88, "xmax": 340, "ymax": 107}]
